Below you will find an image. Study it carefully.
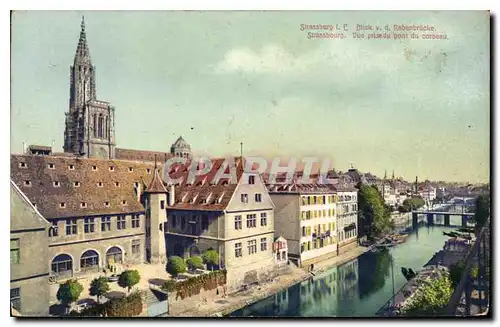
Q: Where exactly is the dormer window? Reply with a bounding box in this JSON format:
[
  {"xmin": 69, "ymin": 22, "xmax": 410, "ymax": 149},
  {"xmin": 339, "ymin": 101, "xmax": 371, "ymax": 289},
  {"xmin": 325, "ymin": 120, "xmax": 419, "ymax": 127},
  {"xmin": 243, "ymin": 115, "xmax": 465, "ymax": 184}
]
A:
[
  {"xmin": 92, "ymin": 165, "xmax": 97, "ymax": 171},
  {"xmin": 81, "ymin": 202, "xmax": 87, "ymax": 208},
  {"xmin": 104, "ymin": 201, "xmax": 110, "ymax": 207},
  {"xmin": 115, "ymin": 182, "xmax": 120, "ymax": 187},
  {"xmin": 19, "ymin": 162, "xmax": 27, "ymax": 168},
  {"xmin": 121, "ymin": 200, "xmax": 127, "ymax": 205},
  {"xmin": 48, "ymin": 163, "xmax": 55, "ymax": 169},
  {"xmin": 74, "ymin": 181, "xmax": 80, "ymax": 187},
  {"xmin": 109, "ymin": 166, "xmax": 115, "ymax": 171},
  {"xmin": 53, "ymin": 181, "xmax": 60, "ymax": 187},
  {"xmin": 69, "ymin": 164, "xmax": 75, "ymax": 170},
  {"xmin": 97, "ymin": 182, "xmax": 103, "ymax": 187},
  {"xmin": 129, "ymin": 167, "xmax": 134, "ymax": 172},
  {"xmin": 24, "ymin": 180, "xmax": 31, "ymax": 186},
  {"xmin": 59, "ymin": 202, "xmax": 66, "ymax": 208}
]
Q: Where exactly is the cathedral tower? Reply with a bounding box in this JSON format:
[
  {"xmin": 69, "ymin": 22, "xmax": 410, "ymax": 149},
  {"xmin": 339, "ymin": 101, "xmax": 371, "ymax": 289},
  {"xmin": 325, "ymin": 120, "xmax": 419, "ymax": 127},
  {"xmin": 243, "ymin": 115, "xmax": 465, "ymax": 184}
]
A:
[{"xmin": 63, "ymin": 16, "xmax": 116, "ymax": 159}]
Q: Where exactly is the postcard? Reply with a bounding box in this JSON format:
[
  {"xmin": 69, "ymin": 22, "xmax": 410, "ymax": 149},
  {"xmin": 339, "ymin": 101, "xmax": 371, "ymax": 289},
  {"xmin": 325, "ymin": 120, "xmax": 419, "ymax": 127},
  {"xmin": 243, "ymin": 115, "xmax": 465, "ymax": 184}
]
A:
[{"xmin": 10, "ymin": 10, "xmax": 490, "ymax": 318}]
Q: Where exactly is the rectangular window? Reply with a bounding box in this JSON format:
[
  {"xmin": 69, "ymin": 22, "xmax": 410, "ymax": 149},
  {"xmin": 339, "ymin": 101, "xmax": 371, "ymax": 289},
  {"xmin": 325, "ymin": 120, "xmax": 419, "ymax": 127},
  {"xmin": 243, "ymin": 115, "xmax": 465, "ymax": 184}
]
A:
[
  {"xmin": 302, "ymin": 226, "xmax": 306, "ymax": 237},
  {"xmin": 247, "ymin": 239, "xmax": 257, "ymax": 255},
  {"xmin": 160, "ymin": 200, "xmax": 165, "ymax": 209},
  {"xmin": 255, "ymin": 193, "xmax": 262, "ymax": 202},
  {"xmin": 51, "ymin": 220, "xmax": 58, "ymax": 237},
  {"xmin": 202, "ymin": 215, "xmax": 209, "ymax": 230},
  {"xmin": 10, "ymin": 288, "xmax": 21, "ymax": 312},
  {"xmin": 241, "ymin": 194, "xmax": 248, "ymax": 203},
  {"xmin": 132, "ymin": 214, "xmax": 140, "ymax": 228},
  {"xmin": 260, "ymin": 237, "xmax": 267, "ymax": 251},
  {"xmin": 10, "ymin": 239, "xmax": 20, "ymax": 264},
  {"xmin": 249, "ymin": 175, "xmax": 255, "ymax": 184},
  {"xmin": 235, "ymin": 242, "xmax": 242, "ymax": 257},
  {"xmin": 132, "ymin": 240, "xmax": 140, "ymax": 254},
  {"xmin": 260, "ymin": 212, "xmax": 267, "ymax": 226},
  {"xmin": 84, "ymin": 218, "xmax": 95, "ymax": 233},
  {"xmin": 172, "ymin": 215, "xmax": 177, "ymax": 228},
  {"xmin": 101, "ymin": 216, "xmax": 111, "ymax": 232},
  {"xmin": 117, "ymin": 215, "xmax": 126, "ymax": 230},
  {"xmin": 235, "ymin": 215, "xmax": 242, "ymax": 230},
  {"xmin": 246, "ymin": 214, "xmax": 257, "ymax": 228},
  {"xmin": 66, "ymin": 219, "xmax": 77, "ymax": 235}
]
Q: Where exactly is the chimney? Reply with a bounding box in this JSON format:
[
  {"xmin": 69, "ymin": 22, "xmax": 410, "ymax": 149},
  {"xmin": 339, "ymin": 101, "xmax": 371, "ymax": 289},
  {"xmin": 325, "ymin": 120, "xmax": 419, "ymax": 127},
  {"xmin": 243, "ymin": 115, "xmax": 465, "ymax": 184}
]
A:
[
  {"xmin": 22, "ymin": 142, "xmax": 26, "ymax": 154},
  {"xmin": 169, "ymin": 184, "xmax": 175, "ymax": 206},
  {"xmin": 135, "ymin": 183, "xmax": 142, "ymax": 202}
]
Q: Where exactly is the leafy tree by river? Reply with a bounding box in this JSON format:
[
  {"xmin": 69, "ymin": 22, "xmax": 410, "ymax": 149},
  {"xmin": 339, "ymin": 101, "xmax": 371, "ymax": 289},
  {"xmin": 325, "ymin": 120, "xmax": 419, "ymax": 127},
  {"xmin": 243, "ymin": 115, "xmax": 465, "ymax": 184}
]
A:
[
  {"xmin": 357, "ymin": 184, "xmax": 393, "ymax": 238},
  {"xmin": 402, "ymin": 273, "xmax": 453, "ymax": 316},
  {"xmin": 473, "ymin": 194, "xmax": 490, "ymax": 230},
  {"xmin": 398, "ymin": 196, "xmax": 425, "ymax": 213}
]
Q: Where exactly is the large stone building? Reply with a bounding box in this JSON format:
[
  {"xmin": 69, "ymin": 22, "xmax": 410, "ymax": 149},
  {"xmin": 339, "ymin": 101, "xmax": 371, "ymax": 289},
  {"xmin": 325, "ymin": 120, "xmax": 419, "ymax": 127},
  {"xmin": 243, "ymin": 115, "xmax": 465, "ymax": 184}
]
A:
[
  {"xmin": 267, "ymin": 183, "xmax": 339, "ymax": 267},
  {"xmin": 10, "ymin": 154, "xmax": 167, "ymax": 286},
  {"xmin": 63, "ymin": 17, "xmax": 116, "ymax": 159},
  {"xmin": 164, "ymin": 157, "xmax": 277, "ymax": 291},
  {"xmin": 11, "ymin": 181, "xmax": 51, "ymax": 316}
]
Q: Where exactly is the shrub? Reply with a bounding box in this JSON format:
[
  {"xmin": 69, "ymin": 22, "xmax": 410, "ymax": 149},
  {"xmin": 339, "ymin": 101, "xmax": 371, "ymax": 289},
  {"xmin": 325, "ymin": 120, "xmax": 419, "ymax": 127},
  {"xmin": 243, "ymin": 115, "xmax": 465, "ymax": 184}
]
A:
[
  {"xmin": 118, "ymin": 270, "xmax": 141, "ymax": 293},
  {"xmin": 57, "ymin": 279, "xmax": 84, "ymax": 306},
  {"xmin": 167, "ymin": 256, "xmax": 187, "ymax": 278},
  {"xmin": 106, "ymin": 291, "xmax": 143, "ymax": 317},
  {"xmin": 186, "ymin": 255, "xmax": 204, "ymax": 271},
  {"xmin": 202, "ymin": 250, "xmax": 219, "ymax": 270},
  {"xmin": 161, "ymin": 270, "xmax": 227, "ymax": 300}
]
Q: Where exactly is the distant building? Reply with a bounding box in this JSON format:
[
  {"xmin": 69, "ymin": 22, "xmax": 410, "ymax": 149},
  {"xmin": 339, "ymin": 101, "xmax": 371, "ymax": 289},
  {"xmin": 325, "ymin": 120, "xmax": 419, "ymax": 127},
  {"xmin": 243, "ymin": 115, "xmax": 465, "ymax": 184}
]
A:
[
  {"xmin": 11, "ymin": 181, "xmax": 51, "ymax": 316},
  {"xmin": 170, "ymin": 136, "xmax": 192, "ymax": 159},
  {"xmin": 267, "ymin": 183, "xmax": 339, "ymax": 267}
]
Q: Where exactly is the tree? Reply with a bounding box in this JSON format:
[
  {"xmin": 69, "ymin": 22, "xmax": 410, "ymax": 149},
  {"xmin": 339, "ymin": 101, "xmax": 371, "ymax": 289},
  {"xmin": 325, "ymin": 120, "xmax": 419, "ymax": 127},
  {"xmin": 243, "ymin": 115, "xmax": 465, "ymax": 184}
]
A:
[
  {"xmin": 89, "ymin": 276, "xmax": 110, "ymax": 303},
  {"xmin": 186, "ymin": 255, "xmax": 204, "ymax": 271},
  {"xmin": 118, "ymin": 270, "xmax": 141, "ymax": 293},
  {"xmin": 358, "ymin": 184, "xmax": 393, "ymax": 238},
  {"xmin": 57, "ymin": 279, "xmax": 84, "ymax": 307},
  {"xmin": 202, "ymin": 249, "xmax": 219, "ymax": 270},
  {"xmin": 166, "ymin": 256, "xmax": 187, "ymax": 278},
  {"xmin": 403, "ymin": 273, "xmax": 453, "ymax": 316},
  {"xmin": 473, "ymin": 194, "xmax": 490, "ymax": 230}
]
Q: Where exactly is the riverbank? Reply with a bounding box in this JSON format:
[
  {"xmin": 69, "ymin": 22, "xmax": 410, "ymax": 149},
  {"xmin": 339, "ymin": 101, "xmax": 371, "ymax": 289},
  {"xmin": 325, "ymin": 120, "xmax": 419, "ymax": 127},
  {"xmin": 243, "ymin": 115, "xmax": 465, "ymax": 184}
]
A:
[{"xmin": 168, "ymin": 245, "xmax": 370, "ymax": 317}]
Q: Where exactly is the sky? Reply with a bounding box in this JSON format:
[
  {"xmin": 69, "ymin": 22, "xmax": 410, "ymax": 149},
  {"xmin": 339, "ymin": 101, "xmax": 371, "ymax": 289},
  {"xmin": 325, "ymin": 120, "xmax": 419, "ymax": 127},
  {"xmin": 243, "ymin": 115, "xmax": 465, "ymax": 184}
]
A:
[{"xmin": 10, "ymin": 11, "xmax": 490, "ymax": 183}]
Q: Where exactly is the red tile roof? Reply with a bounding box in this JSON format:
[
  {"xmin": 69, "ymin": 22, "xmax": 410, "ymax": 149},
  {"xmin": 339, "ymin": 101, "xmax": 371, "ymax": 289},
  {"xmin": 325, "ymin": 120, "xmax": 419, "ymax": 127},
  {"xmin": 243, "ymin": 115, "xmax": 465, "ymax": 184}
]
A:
[
  {"xmin": 166, "ymin": 157, "xmax": 245, "ymax": 211},
  {"xmin": 11, "ymin": 154, "xmax": 157, "ymax": 219},
  {"xmin": 145, "ymin": 168, "xmax": 168, "ymax": 193},
  {"xmin": 115, "ymin": 148, "xmax": 173, "ymax": 162}
]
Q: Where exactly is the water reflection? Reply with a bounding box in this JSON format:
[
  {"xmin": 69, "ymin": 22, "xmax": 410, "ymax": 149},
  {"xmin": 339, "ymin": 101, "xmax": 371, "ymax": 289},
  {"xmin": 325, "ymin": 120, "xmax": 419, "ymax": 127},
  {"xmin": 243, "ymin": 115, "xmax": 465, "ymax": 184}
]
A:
[{"xmin": 230, "ymin": 224, "xmax": 452, "ymax": 317}]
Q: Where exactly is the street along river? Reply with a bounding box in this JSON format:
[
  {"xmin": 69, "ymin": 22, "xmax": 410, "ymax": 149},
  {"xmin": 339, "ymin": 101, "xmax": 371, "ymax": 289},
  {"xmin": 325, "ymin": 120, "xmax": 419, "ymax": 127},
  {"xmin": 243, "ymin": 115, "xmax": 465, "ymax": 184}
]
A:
[{"xmin": 229, "ymin": 218, "xmax": 463, "ymax": 317}]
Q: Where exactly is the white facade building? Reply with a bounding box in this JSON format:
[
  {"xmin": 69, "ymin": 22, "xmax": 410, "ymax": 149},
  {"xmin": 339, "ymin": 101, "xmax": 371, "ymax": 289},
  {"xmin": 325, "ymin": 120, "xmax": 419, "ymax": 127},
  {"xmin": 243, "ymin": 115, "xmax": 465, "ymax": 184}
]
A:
[
  {"xmin": 267, "ymin": 184, "xmax": 339, "ymax": 267},
  {"xmin": 335, "ymin": 187, "xmax": 359, "ymax": 253}
]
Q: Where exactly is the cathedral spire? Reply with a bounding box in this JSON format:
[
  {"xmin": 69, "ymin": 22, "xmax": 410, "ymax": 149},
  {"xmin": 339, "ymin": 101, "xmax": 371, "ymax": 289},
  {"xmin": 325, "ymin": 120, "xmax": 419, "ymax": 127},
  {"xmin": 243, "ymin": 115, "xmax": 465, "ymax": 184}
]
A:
[{"xmin": 75, "ymin": 15, "xmax": 91, "ymax": 64}]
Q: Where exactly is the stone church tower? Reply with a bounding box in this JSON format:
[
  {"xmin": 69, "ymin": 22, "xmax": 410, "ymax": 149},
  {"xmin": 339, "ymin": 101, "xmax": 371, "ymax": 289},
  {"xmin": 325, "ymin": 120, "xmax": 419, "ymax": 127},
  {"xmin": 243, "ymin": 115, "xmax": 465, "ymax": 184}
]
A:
[{"xmin": 63, "ymin": 17, "xmax": 116, "ymax": 159}]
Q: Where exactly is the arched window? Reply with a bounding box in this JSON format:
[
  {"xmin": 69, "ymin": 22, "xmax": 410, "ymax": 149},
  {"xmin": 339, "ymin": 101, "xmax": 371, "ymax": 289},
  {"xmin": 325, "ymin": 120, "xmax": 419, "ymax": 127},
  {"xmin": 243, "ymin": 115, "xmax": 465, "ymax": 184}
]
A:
[
  {"xmin": 80, "ymin": 250, "xmax": 99, "ymax": 272},
  {"xmin": 97, "ymin": 114, "xmax": 103, "ymax": 138},
  {"xmin": 106, "ymin": 246, "xmax": 122, "ymax": 265},
  {"xmin": 51, "ymin": 254, "xmax": 73, "ymax": 276},
  {"xmin": 104, "ymin": 116, "xmax": 109, "ymax": 139},
  {"xmin": 93, "ymin": 114, "xmax": 97, "ymax": 137}
]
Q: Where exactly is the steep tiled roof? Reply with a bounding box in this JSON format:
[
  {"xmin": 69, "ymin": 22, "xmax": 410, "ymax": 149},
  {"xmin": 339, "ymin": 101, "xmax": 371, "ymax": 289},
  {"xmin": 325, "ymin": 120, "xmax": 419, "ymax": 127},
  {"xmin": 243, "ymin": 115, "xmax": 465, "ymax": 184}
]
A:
[
  {"xmin": 11, "ymin": 154, "xmax": 157, "ymax": 219},
  {"xmin": 145, "ymin": 168, "xmax": 168, "ymax": 193},
  {"xmin": 115, "ymin": 148, "xmax": 173, "ymax": 162},
  {"xmin": 166, "ymin": 157, "xmax": 244, "ymax": 211}
]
